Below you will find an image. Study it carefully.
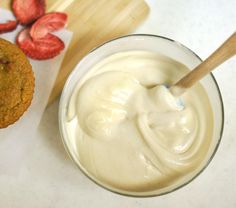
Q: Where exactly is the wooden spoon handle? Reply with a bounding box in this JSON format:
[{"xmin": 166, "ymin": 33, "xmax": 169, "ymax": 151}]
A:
[{"xmin": 174, "ymin": 32, "xmax": 236, "ymax": 90}]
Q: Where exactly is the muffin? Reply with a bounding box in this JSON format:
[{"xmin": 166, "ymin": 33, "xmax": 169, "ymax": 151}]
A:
[{"xmin": 0, "ymin": 38, "xmax": 34, "ymax": 128}]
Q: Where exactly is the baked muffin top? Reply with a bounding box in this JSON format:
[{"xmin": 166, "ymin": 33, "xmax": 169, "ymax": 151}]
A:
[{"xmin": 0, "ymin": 38, "xmax": 34, "ymax": 128}]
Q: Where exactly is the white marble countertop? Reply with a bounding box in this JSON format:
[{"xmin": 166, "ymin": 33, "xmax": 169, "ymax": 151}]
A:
[{"xmin": 1, "ymin": 0, "xmax": 236, "ymax": 207}]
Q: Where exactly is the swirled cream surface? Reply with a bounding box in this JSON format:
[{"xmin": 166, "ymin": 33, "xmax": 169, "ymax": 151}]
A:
[{"xmin": 65, "ymin": 51, "xmax": 213, "ymax": 192}]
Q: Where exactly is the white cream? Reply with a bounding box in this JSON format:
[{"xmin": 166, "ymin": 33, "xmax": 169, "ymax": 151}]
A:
[{"xmin": 65, "ymin": 51, "xmax": 213, "ymax": 192}]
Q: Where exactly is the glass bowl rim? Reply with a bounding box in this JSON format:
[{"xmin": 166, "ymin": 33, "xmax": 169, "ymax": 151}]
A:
[{"xmin": 58, "ymin": 34, "xmax": 225, "ymax": 198}]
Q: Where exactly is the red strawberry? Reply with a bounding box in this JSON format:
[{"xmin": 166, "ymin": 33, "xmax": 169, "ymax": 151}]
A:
[
  {"xmin": 12, "ymin": 0, "xmax": 45, "ymax": 25},
  {"xmin": 30, "ymin": 12, "xmax": 68, "ymax": 40},
  {"xmin": 16, "ymin": 28, "xmax": 65, "ymax": 60},
  {"xmin": 0, "ymin": 20, "xmax": 18, "ymax": 33}
]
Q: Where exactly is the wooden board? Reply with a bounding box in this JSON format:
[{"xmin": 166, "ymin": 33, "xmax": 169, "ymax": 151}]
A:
[
  {"xmin": 0, "ymin": 0, "xmax": 149, "ymax": 105},
  {"xmin": 48, "ymin": 0, "xmax": 149, "ymax": 104}
]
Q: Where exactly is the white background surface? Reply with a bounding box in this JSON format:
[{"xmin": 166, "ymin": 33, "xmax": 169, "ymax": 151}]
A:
[
  {"xmin": 1, "ymin": 0, "xmax": 236, "ymax": 207},
  {"xmin": 0, "ymin": 8, "xmax": 72, "ymax": 176}
]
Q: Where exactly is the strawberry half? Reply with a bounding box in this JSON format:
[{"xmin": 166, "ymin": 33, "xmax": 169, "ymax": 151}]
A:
[
  {"xmin": 30, "ymin": 12, "xmax": 68, "ymax": 40},
  {"xmin": 12, "ymin": 0, "xmax": 45, "ymax": 25},
  {"xmin": 16, "ymin": 28, "xmax": 65, "ymax": 60},
  {"xmin": 0, "ymin": 20, "xmax": 18, "ymax": 34}
]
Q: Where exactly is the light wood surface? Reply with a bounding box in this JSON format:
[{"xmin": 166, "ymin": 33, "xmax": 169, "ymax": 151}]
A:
[
  {"xmin": 0, "ymin": 0, "xmax": 9, "ymax": 9},
  {"xmin": 171, "ymin": 32, "xmax": 236, "ymax": 95},
  {"xmin": 47, "ymin": 0, "xmax": 149, "ymax": 104}
]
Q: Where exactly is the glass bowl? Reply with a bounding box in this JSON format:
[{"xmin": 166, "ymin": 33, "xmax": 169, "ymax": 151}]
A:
[{"xmin": 59, "ymin": 34, "xmax": 224, "ymax": 197}]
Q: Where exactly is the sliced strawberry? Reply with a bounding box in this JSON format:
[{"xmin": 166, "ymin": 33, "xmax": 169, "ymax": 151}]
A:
[
  {"xmin": 0, "ymin": 20, "xmax": 18, "ymax": 34},
  {"xmin": 30, "ymin": 12, "xmax": 68, "ymax": 40},
  {"xmin": 16, "ymin": 28, "xmax": 65, "ymax": 60},
  {"xmin": 12, "ymin": 0, "xmax": 45, "ymax": 25}
]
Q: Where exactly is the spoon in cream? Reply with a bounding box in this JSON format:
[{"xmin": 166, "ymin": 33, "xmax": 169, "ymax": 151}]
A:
[{"xmin": 170, "ymin": 32, "xmax": 236, "ymax": 96}]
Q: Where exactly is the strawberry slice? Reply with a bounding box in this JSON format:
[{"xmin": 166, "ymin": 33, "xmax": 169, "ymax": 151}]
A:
[
  {"xmin": 16, "ymin": 28, "xmax": 65, "ymax": 60},
  {"xmin": 12, "ymin": 0, "xmax": 45, "ymax": 25},
  {"xmin": 0, "ymin": 20, "xmax": 18, "ymax": 33},
  {"xmin": 30, "ymin": 12, "xmax": 68, "ymax": 40}
]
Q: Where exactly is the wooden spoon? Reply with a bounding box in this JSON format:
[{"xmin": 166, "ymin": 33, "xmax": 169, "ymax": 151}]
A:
[{"xmin": 170, "ymin": 32, "xmax": 236, "ymax": 96}]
